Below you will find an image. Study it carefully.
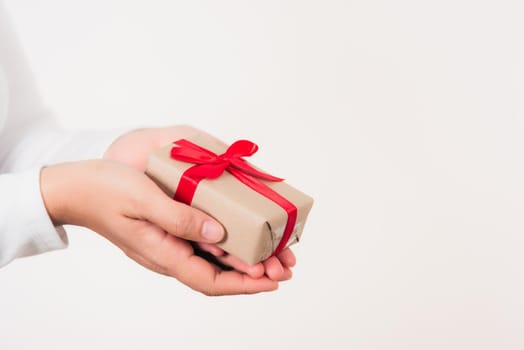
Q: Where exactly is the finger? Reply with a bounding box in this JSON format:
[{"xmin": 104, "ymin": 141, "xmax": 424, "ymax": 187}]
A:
[
  {"xmin": 158, "ymin": 236, "xmax": 278, "ymax": 295},
  {"xmin": 192, "ymin": 243, "xmax": 233, "ymax": 271},
  {"xmin": 206, "ymin": 269, "xmax": 278, "ymax": 296},
  {"xmin": 194, "ymin": 244, "xmax": 264, "ymax": 278},
  {"xmin": 143, "ymin": 189, "xmax": 225, "ymax": 244},
  {"xmin": 196, "ymin": 243, "xmax": 265, "ymax": 279},
  {"xmin": 277, "ymin": 248, "xmax": 296, "ymax": 268},
  {"xmin": 279, "ymin": 267, "xmax": 293, "ymax": 281},
  {"xmin": 213, "ymin": 254, "xmax": 265, "ymax": 279},
  {"xmin": 196, "ymin": 242, "xmax": 226, "ymax": 257},
  {"xmin": 263, "ymin": 256, "xmax": 285, "ymax": 281}
]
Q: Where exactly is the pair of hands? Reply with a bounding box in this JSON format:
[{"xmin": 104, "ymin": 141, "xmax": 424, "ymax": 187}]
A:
[{"xmin": 40, "ymin": 126, "xmax": 296, "ymax": 296}]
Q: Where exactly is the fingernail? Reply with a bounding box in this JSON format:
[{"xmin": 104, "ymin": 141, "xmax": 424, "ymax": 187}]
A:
[{"xmin": 201, "ymin": 221, "xmax": 224, "ymax": 242}]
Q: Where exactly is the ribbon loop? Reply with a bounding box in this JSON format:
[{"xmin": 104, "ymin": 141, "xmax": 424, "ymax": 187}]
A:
[{"xmin": 225, "ymin": 140, "xmax": 259, "ymax": 158}]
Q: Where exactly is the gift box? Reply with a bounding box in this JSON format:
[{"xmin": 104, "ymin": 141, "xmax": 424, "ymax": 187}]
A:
[{"xmin": 145, "ymin": 134, "xmax": 314, "ymax": 265}]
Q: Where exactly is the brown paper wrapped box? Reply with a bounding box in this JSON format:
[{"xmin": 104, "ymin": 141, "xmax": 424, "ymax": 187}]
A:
[{"xmin": 145, "ymin": 134, "xmax": 314, "ymax": 265}]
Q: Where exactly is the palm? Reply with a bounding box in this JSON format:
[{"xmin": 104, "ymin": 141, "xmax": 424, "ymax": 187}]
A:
[{"xmin": 118, "ymin": 219, "xmax": 277, "ymax": 295}]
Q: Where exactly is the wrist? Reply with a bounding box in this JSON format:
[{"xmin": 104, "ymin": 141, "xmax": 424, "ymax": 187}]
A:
[
  {"xmin": 40, "ymin": 161, "xmax": 93, "ymax": 227},
  {"xmin": 40, "ymin": 164, "xmax": 69, "ymax": 226}
]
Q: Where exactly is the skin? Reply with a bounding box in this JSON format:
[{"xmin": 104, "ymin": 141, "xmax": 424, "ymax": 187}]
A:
[{"xmin": 40, "ymin": 125, "xmax": 296, "ymax": 296}]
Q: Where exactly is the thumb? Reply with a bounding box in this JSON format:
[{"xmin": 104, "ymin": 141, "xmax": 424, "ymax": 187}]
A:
[{"xmin": 145, "ymin": 191, "xmax": 225, "ymax": 243}]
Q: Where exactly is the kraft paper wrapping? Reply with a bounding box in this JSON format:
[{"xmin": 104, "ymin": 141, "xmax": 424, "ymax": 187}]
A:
[{"xmin": 145, "ymin": 134, "xmax": 314, "ymax": 265}]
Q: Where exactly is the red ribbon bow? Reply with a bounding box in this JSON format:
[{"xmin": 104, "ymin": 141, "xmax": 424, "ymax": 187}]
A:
[{"xmin": 170, "ymin": 139, "xmax": 297, "ymax": 258}]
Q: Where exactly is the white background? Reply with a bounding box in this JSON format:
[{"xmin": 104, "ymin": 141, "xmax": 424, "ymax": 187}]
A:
[{"xmin": 2, "ymin": 1, "xmax": 524, "ymax": 349}]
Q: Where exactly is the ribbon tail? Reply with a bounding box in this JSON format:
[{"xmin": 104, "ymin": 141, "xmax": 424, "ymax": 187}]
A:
[
  {"xmin": 229, "ymin": 168, "xmax": 297, "ymax": 257},
  {"xmin": 231, "ymin": 159, "xmax": 284, "ymax": 182}
]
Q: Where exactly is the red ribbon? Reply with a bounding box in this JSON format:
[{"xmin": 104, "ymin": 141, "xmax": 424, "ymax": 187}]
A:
[{"xmin": 170, "ymin": 139, "xmax": 297, "ymax": 258}]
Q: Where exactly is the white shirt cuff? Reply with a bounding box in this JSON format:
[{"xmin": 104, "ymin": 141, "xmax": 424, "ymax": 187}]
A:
[{"xmin": 0, "ymin": 168, "xmax": 67, "ymax": 267}]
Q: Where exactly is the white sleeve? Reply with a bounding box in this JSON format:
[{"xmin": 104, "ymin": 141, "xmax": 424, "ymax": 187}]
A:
[
  {"xmin": 0, "ymin": 169, "xmax": 68, "ymax": 266},
  {"xmin": 0, "ymin": 2, "xmax": 128, "ymax": 267}
]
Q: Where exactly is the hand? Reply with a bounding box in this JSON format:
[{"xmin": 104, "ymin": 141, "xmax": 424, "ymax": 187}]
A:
[
  {"xmin": 103, "ymin": 125, "xmax": 297, "ymax": 281},
  {"xmin": 40, "ymin": 159, "xmax": 280, "ymax": 295}
]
